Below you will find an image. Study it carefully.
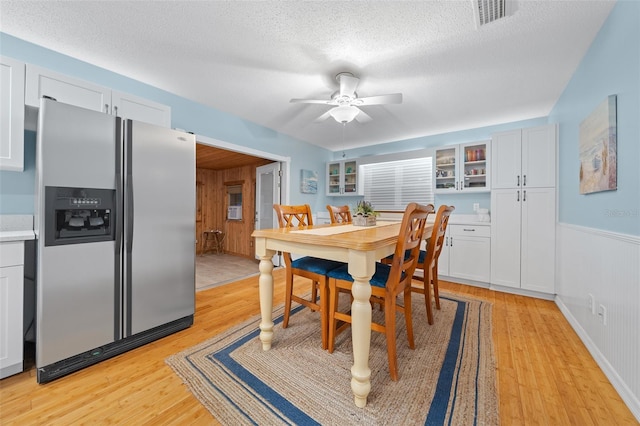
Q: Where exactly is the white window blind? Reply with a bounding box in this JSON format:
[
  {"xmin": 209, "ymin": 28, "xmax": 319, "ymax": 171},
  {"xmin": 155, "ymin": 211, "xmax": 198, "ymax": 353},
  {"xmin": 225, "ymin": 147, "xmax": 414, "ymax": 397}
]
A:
[{"xmin": 361, "ymin": 157, "xmax": 433, "ymax": 211}]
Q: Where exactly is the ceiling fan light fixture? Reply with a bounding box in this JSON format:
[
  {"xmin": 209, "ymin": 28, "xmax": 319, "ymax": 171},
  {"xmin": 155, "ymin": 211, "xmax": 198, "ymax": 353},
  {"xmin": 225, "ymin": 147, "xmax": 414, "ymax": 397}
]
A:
[{"xmin": 329, "ymin": 105, "xmax": 359, "ymax": 123}]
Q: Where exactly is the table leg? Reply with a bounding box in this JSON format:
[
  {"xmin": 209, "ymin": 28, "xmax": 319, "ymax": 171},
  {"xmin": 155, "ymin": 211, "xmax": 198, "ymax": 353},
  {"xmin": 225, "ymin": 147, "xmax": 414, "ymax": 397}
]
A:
[
  {"xmin": 258, "ymin": 255, "xmax": 275, "ymax": 350},
  {"xmin": 349, "ymin": 254, "xmax": 375, "ymax": 408}
]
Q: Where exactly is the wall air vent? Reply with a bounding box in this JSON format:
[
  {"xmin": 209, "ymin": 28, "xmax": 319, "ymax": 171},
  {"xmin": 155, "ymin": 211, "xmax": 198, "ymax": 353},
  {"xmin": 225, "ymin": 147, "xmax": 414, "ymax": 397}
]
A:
[{"xmin": 473, "ymin": 0, "xmax": 513, "ymax": 27}]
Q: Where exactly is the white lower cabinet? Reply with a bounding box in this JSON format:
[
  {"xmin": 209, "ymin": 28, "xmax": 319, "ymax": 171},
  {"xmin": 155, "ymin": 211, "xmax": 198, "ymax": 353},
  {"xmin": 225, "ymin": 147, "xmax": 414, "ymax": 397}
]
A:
[
  {"xmin": 438, "ymin": 224, "xmax": 490, "ymax": 283},
  {"xmin": 490, "ymin": 187, "xmax": 555, "ymax": 294},
  {"xmin": 0, "ymin": 241, "xmax": 25, "ymax": 379}
]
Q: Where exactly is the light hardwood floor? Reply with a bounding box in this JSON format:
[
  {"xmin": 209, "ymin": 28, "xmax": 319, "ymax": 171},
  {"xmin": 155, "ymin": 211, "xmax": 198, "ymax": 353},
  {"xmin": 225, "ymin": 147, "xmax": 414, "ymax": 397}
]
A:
[{"xmin": 1, "ymin": 270, "xmax": 637, "ymax": 425}]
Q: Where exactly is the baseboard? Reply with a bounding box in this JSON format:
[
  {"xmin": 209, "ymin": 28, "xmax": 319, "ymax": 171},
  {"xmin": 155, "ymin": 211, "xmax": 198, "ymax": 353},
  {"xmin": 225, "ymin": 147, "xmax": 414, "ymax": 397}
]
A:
[{"xmin": 555, "ymin": 297, "xmax": 640, "ymax": 422}]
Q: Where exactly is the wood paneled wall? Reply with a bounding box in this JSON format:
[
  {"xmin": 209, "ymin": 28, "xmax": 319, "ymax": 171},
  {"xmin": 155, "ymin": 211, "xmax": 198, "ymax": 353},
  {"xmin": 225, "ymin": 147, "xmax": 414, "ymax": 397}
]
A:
[{"xmin": 196, "ymin": 164, "xmax": 264, "ymax": 258}]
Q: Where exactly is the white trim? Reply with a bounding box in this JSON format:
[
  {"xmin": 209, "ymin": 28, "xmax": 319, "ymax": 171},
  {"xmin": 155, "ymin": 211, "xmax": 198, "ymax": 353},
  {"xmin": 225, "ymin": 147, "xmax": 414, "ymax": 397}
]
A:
[
  {"xmin": 354, "ymin": 148, "xmax": 434, "ymax": 166},
  {"xmin": 195, "ymin": 134, "xmax": 291, "ymax": 204},
  {"xmin": 558, "ymin": 222, "xmax": 640, "ymax": 245},
  {"xmin": 555, "ymin": 297, "xmax": 640, "ymax": 422}
]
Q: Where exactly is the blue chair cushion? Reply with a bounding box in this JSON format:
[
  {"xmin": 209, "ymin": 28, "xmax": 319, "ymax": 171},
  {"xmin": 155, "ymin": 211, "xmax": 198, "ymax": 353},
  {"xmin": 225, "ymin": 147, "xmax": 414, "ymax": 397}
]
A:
[
  {"xmin": 417, "ymin": 250, "xmax": 426, "ymax": 265},
  {"xmin": 291, "ymin": 256, "xmax": 345, "ymax": 274},
  {"xmin": 327, "ymin": 262, "xmax": 400, "ymax": 289},
  {"xmin": 384, "ymin": 249, "xmax": 427, "ymax": 265}
]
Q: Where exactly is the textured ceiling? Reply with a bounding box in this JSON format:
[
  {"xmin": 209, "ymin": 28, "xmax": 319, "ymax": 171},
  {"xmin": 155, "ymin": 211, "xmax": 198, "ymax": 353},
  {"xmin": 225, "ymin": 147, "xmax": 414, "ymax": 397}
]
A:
[{"xmin": 0, "ymin": 1, "xmax": 616, "ymax": 151}]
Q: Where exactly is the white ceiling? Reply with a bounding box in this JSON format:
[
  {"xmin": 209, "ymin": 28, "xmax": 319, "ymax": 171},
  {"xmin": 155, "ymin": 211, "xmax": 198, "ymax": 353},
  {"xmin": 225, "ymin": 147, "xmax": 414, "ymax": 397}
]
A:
[{"xmin": 0, "ymin": 1, "xmax": 615, "ymax": 151}]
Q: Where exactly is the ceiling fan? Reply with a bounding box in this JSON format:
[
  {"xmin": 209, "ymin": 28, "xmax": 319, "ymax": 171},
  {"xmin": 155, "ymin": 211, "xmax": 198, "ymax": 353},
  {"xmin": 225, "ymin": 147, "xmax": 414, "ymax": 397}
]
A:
[{"xmin": 290, "ymin": 72, "xmax": 403, "ymax": 124}]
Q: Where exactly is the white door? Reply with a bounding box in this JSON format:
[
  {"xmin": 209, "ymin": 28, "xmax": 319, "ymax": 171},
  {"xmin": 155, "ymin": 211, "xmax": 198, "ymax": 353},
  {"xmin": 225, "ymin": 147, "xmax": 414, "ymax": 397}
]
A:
[
  {"xmin": 521, "ymin": 187, "xmax": 556, "ymax": 293},
  {"xmin": 522, "ymin": 125, "xmax": 556, "ymax": 188},
  {"xmin": 490, "ymin": 188, "xmax": 522, "ymax": 288},
  {"xmin": 491, "ymin": 129, "xmax": 522, "ymax": 189},
  {"xmin": 256, "ymin": 162, "xmax": 281, "ymax": 266}
]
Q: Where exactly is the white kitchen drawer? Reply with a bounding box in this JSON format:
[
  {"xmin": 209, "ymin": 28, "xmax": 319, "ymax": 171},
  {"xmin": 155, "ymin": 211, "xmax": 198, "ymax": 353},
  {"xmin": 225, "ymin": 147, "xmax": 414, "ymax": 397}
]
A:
[
  {"xmin": 0, "ymin": 241, "xmax": 24, "ymax": 267},
  {"xmin": 449, "ymin": 224, "xmax": 490, "ymax": 238}
]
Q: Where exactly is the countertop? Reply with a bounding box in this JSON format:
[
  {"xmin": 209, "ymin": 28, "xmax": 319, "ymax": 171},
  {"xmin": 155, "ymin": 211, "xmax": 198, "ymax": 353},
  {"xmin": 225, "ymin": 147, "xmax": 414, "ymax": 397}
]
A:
[
  {"xmin": 0, "ymin": 215, "xmax": 35, "ymax": 242},
  {"xmin": 376, "ymin": 212, "xmax": 491, "ymax": 226}
]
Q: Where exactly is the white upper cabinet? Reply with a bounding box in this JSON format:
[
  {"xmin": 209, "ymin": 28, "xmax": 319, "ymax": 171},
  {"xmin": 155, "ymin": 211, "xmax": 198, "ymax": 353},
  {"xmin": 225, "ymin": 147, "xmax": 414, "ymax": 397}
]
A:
[
  {"xmin": 0, "ymin": 56, "xmax": 25, "ymax": 171},
  {"xmin": 326, "ymin": 160, "xmax": 358, "ymax": 196},
  {"xmin": 435, "ymin": 141, "xmax": 491, "ymax": 193},
  {"xmin": 25, "ymin": 64, "xmax": 171, "ymax": 127},
  {"xmin": 111, "ymin": 90, "xmax": 171, "ymax": 128},
  {"xmin": 26, "ymin": 64, "xmax": 111, "ymax": 113},
  {"xmin": 492, "ymin": 124, "xmax": 556, "ymax": 189}
]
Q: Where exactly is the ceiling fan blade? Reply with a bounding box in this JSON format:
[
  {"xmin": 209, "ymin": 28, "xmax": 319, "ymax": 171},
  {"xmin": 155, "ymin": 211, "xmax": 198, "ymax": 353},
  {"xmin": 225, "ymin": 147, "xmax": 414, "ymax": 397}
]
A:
[
  {"xmin": 354, "ymin": 107, "xmax": 372, "ymax": 123},
  {"xmin": 356, "ymin": 93, "xmax": 403, "ymax": 106},
  {"xmin": 339, "ymin": 74, "xmax": 360, "ymax": 98},
  {"xmin": 290, "ymin": 98, "xmax": 337, "ymax": 105},
  {"xmin": 313, "ymin": 110, "xmax": 333, "ymax": 123}
]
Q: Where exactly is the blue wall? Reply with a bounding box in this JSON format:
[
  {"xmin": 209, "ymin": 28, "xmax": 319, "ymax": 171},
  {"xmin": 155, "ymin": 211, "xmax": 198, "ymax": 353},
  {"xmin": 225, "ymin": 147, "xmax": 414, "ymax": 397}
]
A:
[
  {"xmin": 0, "ymin": 33, "xmax": 333, "ymax": 214},
  {"xmin": 3, "ymin": 1, "xmax": 638, "ymax": 234},
  {"xmin": 549, "ymin": 0, "xmax": 640, "ymax": 236}
]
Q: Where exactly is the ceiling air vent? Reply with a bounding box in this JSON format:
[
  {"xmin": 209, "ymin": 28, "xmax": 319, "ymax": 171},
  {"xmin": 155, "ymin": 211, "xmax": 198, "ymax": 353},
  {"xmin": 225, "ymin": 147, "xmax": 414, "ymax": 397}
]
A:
[{"xmin": 473, "ymin": 0, "xmax": 513, "ymax": 27}]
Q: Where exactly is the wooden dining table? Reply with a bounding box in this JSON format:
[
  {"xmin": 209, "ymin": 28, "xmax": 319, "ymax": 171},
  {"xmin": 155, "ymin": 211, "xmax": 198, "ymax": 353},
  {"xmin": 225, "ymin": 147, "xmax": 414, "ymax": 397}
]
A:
[{"xmin": 251, "ymin": 220, "xmax": 433, "ymax": 408}]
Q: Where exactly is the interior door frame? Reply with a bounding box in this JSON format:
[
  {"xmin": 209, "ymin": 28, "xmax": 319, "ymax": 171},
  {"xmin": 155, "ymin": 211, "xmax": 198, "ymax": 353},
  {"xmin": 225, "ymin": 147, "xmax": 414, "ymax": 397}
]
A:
[
  {"xmin": 195, "ymin": 134, "xmax": 290, "ymax": 203},
  {"xmin": 256, "ymin": 162, "xmax": 282, "ymax": 266},
  {"xmin": 195, "ymin": 134, "xmax": 290, "ymax": 264}
]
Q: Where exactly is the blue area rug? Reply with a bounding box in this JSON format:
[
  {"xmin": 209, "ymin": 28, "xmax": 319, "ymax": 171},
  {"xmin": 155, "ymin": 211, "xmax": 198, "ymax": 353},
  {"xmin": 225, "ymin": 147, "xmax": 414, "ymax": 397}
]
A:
[{"xmin": 166, "ymin": 292, "xmax": 497, "ymax": 425}]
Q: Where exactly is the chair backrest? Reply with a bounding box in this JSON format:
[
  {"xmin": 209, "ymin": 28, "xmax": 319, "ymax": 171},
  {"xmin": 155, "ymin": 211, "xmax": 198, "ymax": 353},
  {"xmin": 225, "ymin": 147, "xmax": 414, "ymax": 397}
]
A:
[
  {"xmin": 272, "ymin": 204, "xmax": 314, "ymax": 266},
  {"xmin": 422, "ymin": 205, "xmax": 455, "ymax": 274},
  {"xmin": 273, "ymin": 204, "xmax": 314, "ymax": 228},
  {"xmin": 386, "ymin": 203, "xmax": 434, "ymax": 293},
  {"xmin": 326, "ymin": 205, "xmax": 352, "ymax": 224}
]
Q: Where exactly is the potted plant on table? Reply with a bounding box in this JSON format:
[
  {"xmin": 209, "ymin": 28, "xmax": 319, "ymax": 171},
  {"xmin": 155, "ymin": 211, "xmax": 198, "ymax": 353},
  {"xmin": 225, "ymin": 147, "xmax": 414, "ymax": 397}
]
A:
[{"xmin": 353, "ymin": 200, "xmax": 379, "ymax": 226}]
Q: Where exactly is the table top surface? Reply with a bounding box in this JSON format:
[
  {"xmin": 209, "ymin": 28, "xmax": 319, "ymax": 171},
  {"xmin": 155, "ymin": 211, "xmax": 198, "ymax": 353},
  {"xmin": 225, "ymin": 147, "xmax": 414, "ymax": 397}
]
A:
[{"xmin": 252, "ymin": 222, "xmax": 433, "ymax": 252}]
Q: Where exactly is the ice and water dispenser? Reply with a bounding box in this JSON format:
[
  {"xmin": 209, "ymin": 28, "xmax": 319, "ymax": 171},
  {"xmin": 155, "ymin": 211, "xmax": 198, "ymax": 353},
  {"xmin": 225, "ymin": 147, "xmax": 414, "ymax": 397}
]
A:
[{"xmin": 44, "ymin": 186, "xmax": 116, "ymax": 246}]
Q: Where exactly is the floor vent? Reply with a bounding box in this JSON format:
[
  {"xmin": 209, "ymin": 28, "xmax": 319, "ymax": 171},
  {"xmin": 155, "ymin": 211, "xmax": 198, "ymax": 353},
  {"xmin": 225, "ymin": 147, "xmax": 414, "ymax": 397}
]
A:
[{"xmin": 474, "ymin": 0, "xmax": 513, "ymax": 27}]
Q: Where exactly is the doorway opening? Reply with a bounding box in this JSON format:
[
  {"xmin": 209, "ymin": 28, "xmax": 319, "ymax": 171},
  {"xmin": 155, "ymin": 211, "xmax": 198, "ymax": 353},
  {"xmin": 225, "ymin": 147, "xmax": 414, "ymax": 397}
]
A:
[{"xmin": 194, "ymin": 135, "xmax": 290, "ymax": 289}]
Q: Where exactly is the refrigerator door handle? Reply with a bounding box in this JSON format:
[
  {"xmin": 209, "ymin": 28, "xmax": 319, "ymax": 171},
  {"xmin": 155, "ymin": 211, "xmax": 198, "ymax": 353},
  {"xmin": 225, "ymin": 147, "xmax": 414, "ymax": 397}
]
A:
[
  {"xmin": 115, "ymin": 118, "xmax": 123, "ymax": 340},
  {"xmin": 126, "ymin": 179, "xmax": 134, "ymax": 253}
]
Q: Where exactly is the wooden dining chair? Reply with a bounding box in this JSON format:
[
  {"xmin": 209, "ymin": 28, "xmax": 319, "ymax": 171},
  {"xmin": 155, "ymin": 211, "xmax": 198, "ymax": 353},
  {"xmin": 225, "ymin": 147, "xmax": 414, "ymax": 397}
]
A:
[
  {"xmin": 326, "ymin": 205, "xmax": 352, "ymax": 224},
  {"xmin": 411, "ymin": 204, "xmax": 455, "ymax": 325},
  {"xmin": 326, "ymin": 202, "xmax": 432, "ymax": 381},
  {"xmin": 273, "ymin": 204, "xmax": 345, "ymax": 350}
]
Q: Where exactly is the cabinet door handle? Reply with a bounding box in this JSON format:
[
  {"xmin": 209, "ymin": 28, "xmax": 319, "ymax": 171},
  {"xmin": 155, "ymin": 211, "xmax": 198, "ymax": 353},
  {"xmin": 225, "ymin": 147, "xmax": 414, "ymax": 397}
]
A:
[
  {"xmin": 463, "ymin": 228, "xmax": 475, "ymax": 232},
  {"xmin": 455, "ymin": 181, "xmax": 458, "ymax": 190},
  {"xmin": 114, "ymin": 105, "xmax": 118, "ymax": 116},
  {"xmin": 523, "ymin": 175, "xmax": 527, "ymax": 186},
  {"xmin": 460, "ymin": 180, "xmax": 463, "ymax": 190},
  {"xmin": 450, "ymin": 236, "xmax": 453, "ymax": 247},
  {"xmin": 523, "ymin": 190, "xmax": 527, "ymax": 202},
  {"xmin": 104, "ymin": 103, "xmax": 109, "ymax": 113},
  {"xmin": 517, "ymin": 175, "xmax": 520, "ymax": 186},
  {"xmin": 517, "ymin": 190, "xmax": 520, "ymax": 202}
]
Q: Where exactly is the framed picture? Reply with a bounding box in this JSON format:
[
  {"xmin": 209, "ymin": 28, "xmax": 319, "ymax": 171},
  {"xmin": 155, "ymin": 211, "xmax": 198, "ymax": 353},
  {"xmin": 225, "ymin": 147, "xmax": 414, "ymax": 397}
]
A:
[
  {"xmin": 300, "ymin": 169, "xmax": 318, "ymax": 194},
  {"xmin": 579, "ymin": 95, "xmax": 617, "ymax": 194}
]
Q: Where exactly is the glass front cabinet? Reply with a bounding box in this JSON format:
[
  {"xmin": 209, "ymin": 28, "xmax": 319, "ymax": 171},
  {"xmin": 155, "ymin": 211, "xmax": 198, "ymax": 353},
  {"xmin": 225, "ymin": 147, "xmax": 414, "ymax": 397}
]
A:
[
  {"xmin": 435, "ymin": 141, "xmax": 490, "ymax": 193},
  {"xmin": 326, "ymin": 160, "xmax": 358, "ymax": 196}
]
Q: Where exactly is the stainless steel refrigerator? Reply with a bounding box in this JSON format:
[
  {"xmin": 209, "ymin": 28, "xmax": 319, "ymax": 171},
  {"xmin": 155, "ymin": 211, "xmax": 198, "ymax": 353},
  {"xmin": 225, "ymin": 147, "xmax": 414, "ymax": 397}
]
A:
[{"xmin": 34, "ymin": 98, "xmax": 195, "ymax": 383}]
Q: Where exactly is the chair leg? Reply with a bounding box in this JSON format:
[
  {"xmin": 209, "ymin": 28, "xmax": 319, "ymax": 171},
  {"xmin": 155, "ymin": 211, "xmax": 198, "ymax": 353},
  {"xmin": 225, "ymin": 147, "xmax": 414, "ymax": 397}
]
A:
[
  {"xmin": 311, "ymin": 281, "xmax": 319, "ymax": 309},
  {"xmin": 423, "ymin": 269, "xmax": 434, "ymax": 325},
  {"xmin": 404, "ymin": 289, "xmax": 415, "ymax": 349},
  {"xmin": 432, "ymin": 268, "xmax": 441, "ymax": 310},
  {"xmin": 327, "ymin": 279, "xmax": 340, "ymax": 353},
  {"xmin": 318, "ymin": 281, "xmax": 329, "ymax": 350},
  {"xmin": 283, "ymin": 271, "xmax": 294, "ymax": 329},
  {"xmin": 384, "ymin": 296, "xmax": 399, "ymax": 381}
]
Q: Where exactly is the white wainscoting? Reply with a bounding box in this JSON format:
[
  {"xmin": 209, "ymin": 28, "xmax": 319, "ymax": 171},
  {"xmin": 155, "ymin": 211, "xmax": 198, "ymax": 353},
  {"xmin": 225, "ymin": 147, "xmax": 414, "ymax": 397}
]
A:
[{"xmin": 556, "ymin": 223, "xmax": 640, "ymax": 421}]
